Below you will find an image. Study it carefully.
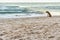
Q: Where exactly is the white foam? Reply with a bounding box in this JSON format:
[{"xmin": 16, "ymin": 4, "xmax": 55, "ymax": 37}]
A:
[{"xmin": 0, "ymin": 13, "xmax": 47, "ymax": 18}]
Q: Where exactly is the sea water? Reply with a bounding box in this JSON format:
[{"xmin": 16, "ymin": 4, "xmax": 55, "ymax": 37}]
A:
[
  {"xmin": 0, "ymin": 13, "xmax": 47, "ymax": 18},
  {"xmin": 0, "ymin": 3, "xmax": 60, "ymax": 18}
]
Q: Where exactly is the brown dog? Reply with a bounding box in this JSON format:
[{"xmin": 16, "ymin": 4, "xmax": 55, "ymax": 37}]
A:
[{"xmin": 46, "ymin": 11, "xmax": 52, "ymax": 17}]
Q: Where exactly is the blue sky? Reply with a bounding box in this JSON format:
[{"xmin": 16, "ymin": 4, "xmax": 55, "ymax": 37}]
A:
[{"xmin": 0, "ymin": 0, "xmax": 60, "ymax": 3}]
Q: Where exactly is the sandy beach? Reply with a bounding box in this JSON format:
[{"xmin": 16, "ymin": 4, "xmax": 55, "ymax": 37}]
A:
[{"xmin": 0, "ymin": 16, "xmax": 60, "ymax": 40}]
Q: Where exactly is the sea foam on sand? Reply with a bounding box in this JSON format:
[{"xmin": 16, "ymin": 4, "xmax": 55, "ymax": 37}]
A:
[{"xmin": 0, "ymin": 13, "xmax": 47, "ymax": 18}]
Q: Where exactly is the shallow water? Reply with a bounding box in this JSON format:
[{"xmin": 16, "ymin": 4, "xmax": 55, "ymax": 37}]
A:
[
  {"xmin": 0, "ymin": 11, "xmax": 60, "ymax": 18},
  {"xmin": 0, "ymin": 13, "xmax": 47, "ymax": 18}
]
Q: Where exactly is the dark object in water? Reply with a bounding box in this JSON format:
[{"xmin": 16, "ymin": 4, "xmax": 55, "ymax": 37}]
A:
[{"xmin": 46, "ymin": 11, "xmax": 52, "ymax": 17}]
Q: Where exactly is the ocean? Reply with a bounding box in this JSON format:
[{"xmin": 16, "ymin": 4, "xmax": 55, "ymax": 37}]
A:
[{"xmin": 0, "ymin": 3, "xmax": 60, "ymax": 18}]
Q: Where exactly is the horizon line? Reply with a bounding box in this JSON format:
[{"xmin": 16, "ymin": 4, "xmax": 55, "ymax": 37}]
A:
[{"xmin": 0, "ymin": 2, "xmax": 60, "ymax": 3}]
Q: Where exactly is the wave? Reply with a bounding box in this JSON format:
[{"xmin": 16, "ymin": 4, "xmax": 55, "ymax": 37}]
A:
[{"xmin": 0, "ymin": 13, "xmax": 47, "ymax": 18}]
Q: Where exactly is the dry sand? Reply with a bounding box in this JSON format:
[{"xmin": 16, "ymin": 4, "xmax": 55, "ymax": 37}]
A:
[{"xmin": 0, "ymin": 16, "xmax": 60, "ymax": 40}]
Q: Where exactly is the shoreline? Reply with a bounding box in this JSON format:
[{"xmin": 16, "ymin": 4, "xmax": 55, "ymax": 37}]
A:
[{"xmin": 0, "ymin": 11, "xmax": 60, "ymax": 18}]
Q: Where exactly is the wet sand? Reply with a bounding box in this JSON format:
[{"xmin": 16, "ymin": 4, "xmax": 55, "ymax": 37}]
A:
[{"xmin": 0, "ymin": 16, "xmax": 60, "ymax": 40}]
